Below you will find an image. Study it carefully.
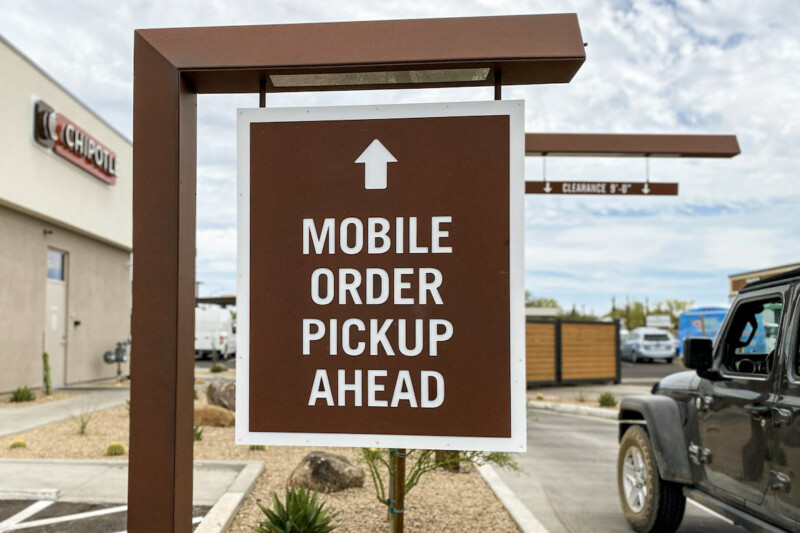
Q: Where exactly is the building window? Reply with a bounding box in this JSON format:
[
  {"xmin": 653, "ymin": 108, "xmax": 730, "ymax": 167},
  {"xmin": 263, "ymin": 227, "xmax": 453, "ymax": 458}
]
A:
[{"xmin": 46, "ymin": 249, "xmax": 65, "ymax": 281}]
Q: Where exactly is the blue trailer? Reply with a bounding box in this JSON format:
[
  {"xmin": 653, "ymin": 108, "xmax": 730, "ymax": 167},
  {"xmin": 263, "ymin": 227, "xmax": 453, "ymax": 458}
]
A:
[{"xmin": 676, "ymin": 307, "xmax": 728, "ymax": 355}]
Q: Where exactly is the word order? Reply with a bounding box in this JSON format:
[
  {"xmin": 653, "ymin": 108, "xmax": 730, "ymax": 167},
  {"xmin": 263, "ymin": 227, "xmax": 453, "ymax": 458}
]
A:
[{"xmin": 308, "ymin": 369, "xmax": 444, "ymax": 408}]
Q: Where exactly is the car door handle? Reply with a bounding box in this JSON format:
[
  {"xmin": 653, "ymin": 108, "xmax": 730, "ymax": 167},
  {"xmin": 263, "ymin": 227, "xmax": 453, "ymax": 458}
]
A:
[{"xmin": 772, "ymin": 407, "xmax": 793, "ymax": 427}]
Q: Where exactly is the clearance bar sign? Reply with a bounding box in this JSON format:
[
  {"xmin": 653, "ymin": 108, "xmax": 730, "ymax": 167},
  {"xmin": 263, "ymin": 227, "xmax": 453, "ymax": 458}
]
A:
[
  {"xmin": 236, "ymin": 102, "xmax": 526, "ymax": 452},
  {"xmin": 526, "ymin": 181, "xmax": 678, "ymax": 195}
]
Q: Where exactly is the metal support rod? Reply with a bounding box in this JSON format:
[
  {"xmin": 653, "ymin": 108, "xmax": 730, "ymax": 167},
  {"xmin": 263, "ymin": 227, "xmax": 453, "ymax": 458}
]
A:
[
  {"xmin": 494, "ymin": 70, "xmax": 502, "ymax": 100},
  {"xmin": 388, "ymin": 450, "xmax": 396, "ymax": 524},
  {"xmin": 645, "ymin": 154, "xmax": 650, "ymax": 183},
  {"xmin": 259, "ymin": 78, "xmax": 266, "ymax": 108},
  {"xmin": 392, "ymin": 449, "xmax": 406, "ymax": 533}
]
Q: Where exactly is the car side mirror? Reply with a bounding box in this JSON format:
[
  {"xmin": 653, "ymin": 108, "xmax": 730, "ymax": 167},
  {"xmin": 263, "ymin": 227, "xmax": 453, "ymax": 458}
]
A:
[{"xmin": 683, "ymin": 337, "xmax": 713, "ymax": 371}]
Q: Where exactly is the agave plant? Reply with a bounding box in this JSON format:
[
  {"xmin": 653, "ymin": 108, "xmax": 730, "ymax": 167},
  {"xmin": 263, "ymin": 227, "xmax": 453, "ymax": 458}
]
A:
[{"xmin": 255, "ymin": 486, "xmax": 338, "ymax": 533}]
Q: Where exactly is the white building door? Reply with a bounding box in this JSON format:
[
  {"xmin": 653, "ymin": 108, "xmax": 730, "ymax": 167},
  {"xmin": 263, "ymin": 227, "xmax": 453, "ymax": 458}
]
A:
[{"xmin": 45, "ymin": 249, "xmax": 68, "ymax": 388}]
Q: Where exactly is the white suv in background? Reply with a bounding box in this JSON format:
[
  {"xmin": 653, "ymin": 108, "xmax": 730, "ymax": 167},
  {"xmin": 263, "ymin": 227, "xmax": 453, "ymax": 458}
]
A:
[{"xmin": 621, "ymin": 327, "xmax": 676, "ymax": 364}]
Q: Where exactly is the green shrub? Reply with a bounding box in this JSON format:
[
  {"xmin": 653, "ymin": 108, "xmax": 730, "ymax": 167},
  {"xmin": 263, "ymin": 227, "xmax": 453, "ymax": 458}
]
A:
[
  {"xmin": 250, "ymin": 444, "xmax": 266, "ymax": 451},
  {"xmin": 42, "ymin": 352, "xmax": 52, "ymax": 396},
  {"xmin": 535, "ymin": 393, "xmax": 544, "ymax": 401},
  {"xmin": 10, "ymin": 439, "xmax": 27, "ymax": 449},
  {"xmin": 598, "ymin": 392, "xmax": 618, "ymax": 408},
  {"xmin": 210, "ymin": 363, "xmax": 226, "ymax": 373},
  {"xmin": 256, "ymin": 487, "xmax": 338, "ymax": 533},
  {"xmin": 194, "ymin": 388, "xmax": 199, "ymax": 400},
  {"xmin": 73, "ymin": 408, "xmax": 94, "ymax": 436},
  {"xmin": 105, "ymin": 442, "xmax": 126, "ymax": 456},
  {"xmin": 576, "ymin": 391, "xmax": 586, "ymax": 403},
  {"xmin": 10, "ymin": 386, "xmax": 35, "ymax": 403},
  {"xmin": 193, "ymin": 424, "xmax": 204, "ymax": 442}
]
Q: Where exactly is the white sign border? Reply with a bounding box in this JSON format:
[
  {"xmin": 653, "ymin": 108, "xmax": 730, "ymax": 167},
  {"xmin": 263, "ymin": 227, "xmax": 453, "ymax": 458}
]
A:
[{"xmin": 236, "ymin": 100, "xmax": 526, "ymax": 452}]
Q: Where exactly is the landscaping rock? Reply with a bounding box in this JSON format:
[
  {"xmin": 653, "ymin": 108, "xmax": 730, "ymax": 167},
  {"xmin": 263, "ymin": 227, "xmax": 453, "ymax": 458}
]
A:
[
  {"xmin": 288, "ymin": 451, "xmax": 365, "ymax": 493},
  {"xmin": 207, "ymin": 381, "xmax": 236, "ymax": 411},
  {"xmin": 194, "ymin": 404, "xmax": 235, "ymax": 427}
]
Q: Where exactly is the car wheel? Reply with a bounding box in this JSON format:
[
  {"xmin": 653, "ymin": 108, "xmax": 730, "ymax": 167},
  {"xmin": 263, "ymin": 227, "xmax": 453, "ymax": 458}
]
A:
[
  {"xmin": 618, "ymin": 426, "xmax": 685, "ymax": 533},
  {"xmin": 666, "ymin": 358, "xmax": 674, "ymax": 364}
]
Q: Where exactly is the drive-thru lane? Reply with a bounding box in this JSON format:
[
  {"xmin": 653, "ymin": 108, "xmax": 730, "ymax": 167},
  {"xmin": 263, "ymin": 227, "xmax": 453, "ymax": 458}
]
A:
[{"xmin": 496, "ymin": 409, "xmax": 745, "ymax": 533}]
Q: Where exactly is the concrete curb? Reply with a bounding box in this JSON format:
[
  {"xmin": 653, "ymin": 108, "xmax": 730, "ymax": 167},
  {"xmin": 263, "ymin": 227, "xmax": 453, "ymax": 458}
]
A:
[
  {"xmin": 527, "ymin": 400, "xmax": 619, "ymax": 420},
  {"xmin": 0, "ymin": 488, "xmax": 60, "ymax": 501},
  {"xmin": 195, "ymin": 461, "xmax": 264, "ymax": 533},
  {"xmin": 476, "ymin": 465, "xmax": 549, "ymax": 533}
]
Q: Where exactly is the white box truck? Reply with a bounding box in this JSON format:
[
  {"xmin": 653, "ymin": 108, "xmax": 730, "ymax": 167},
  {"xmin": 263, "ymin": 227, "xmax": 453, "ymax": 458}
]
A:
[{"xmin": 195, "ymin": 305, "xmax": 236, "ymax": 360}]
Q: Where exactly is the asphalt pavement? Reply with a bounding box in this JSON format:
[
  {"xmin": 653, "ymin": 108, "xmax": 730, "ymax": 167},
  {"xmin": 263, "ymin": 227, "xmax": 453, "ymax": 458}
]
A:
[
  {"xmin": 621, "ymin": 358, "xmax": 687, "ymax": 383},
  {"xmin": 496, "ymin": 409, "xmax": 744, "ymax": 533}
]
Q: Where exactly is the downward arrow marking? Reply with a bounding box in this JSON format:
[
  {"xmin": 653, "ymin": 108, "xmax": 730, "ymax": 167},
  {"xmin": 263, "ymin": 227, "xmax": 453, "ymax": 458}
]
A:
[
  {"xmin": 544, "ymin": 182, "xmax": 552, "ymax": 194},
  {"xmin": 356, "ymin": 139, "xmax": 397, "ymax": 190},
  {"xmin": 643, "ymin": 183, "xmax": 651, "ymax": 195}
]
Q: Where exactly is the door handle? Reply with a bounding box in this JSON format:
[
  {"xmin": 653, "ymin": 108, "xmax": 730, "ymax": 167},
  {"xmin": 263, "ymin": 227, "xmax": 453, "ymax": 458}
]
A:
[
  {"xmin": 772, "ymin": 407, "xmax": 793, "ymax": 427},
  {"xmin": 744, "ymin": 404, "xmax": 771, "ymax": 419}
]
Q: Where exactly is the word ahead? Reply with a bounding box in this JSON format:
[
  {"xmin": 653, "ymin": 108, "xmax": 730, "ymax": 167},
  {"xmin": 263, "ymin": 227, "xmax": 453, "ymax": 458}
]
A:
[
  {"xmin": 526, "ymin": 181, "xmax": 679, "ymax": 196},
  {"xmin": 237, "ymin": 101, "xmax": 526, "ymax": 452}
]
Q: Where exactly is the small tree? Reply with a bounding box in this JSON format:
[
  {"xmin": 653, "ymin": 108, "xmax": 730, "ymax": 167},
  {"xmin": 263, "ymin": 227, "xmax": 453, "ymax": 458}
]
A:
[{"xmin": 361, "ymin": 448, "xmax": 520, "ymax": 517}]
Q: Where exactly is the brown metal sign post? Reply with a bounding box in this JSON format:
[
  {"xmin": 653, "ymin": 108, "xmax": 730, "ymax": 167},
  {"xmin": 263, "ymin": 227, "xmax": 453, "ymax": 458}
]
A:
[{"xmin": 129, "ymin": 15, "xmax": 585, "ymax": 532}]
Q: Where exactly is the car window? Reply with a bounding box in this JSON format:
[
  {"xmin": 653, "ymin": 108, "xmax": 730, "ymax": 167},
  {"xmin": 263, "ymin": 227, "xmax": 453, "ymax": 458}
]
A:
[
  {"xmin": 722, "ymin": 296, "xmax": 782, "ymax": 377},
  {"xmin": 643, "ymin": 333, "xmax": 670, "ymax": 342}
]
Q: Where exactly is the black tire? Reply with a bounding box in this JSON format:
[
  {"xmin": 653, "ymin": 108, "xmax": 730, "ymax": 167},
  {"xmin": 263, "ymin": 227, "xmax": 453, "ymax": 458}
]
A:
[
  {"xmin": 618, "ymin": 426, "xmax": 685, "ymax": 533},
  {"xmin": 666, "ymin": 358, "xmax": 674, "ymax": 364}
]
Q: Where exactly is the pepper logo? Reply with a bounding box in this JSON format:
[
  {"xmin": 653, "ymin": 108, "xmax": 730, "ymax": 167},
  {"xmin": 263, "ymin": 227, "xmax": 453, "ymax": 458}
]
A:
[{"xmin": 33, "ymin": 100, "xmax": 118, "ymax": 185}]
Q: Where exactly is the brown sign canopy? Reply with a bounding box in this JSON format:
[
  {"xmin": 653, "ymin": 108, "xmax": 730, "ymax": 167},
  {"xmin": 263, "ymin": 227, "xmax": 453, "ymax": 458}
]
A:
[
  {"xmin": 525, "ymin": 133, "xmax": 740, "ymax": 158},
  {"xmin": 130, "ymin": 14, "xmax": 586, "ymax": 532}
]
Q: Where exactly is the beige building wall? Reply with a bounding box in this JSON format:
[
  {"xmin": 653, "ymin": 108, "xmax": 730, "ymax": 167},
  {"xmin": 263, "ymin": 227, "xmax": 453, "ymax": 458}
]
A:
[
  {"xmin": 0, "ymin": 37, "xmax": 132, "ymax": 393},
  {"xmin": 0, "ymin": 205, "xmax": 131, "ymax": 393},
  {"xmin": 0, "ymin": 36, "xmax": 132, "ymax": 250}
]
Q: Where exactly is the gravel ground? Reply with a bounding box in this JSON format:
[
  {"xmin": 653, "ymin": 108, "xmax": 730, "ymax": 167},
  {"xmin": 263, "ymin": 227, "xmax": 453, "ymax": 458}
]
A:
[{"xmin": 0, "ymin": 400, "xmax": 520, "ymax": 532}]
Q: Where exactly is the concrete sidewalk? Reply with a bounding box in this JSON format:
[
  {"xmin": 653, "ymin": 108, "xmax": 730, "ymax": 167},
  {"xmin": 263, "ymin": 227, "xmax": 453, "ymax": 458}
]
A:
[{"xmin": 0, "ymin": 389, "xmax": 129, "ymax": 438}]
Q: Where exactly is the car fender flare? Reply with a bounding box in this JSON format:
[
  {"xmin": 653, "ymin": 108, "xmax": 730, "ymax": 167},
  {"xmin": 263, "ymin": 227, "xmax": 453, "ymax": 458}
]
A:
[{"xmin": 619, "ymin": 395, "xmax": 693, "ymax": 484}]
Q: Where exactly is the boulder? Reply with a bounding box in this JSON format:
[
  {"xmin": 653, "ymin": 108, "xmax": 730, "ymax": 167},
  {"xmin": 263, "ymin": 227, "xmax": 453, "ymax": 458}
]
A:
[
  {"xmin": 207, "ymin": 380, "xmax": 236, "ymax": 411},
  {"xmin": 194, "ymin": 404, "xmax": 235, "ymax": 427},
  {"xmin": 288, "ymin": 451, "xmax": 365, "ymax": 493}
]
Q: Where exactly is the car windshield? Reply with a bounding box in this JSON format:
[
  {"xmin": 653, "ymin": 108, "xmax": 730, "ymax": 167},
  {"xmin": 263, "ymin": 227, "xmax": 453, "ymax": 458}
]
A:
[{"xmin": 643, "ymin": 334, "xmax": 670, "ymax": 342}]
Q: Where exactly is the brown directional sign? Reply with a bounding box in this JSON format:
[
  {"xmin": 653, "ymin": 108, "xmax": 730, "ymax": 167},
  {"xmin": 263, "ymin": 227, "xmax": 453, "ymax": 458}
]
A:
[
  {"xmin": 237, "ymin": 101, "xmax": 526, "ymax": 452},
  {"xmin": 526, "ymin": 181, "xmax": 678, "ymax": 196}
]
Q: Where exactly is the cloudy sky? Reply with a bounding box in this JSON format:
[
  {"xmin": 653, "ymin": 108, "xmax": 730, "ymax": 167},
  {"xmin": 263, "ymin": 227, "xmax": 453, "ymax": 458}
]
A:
[{"xmin": 4, "ymin": 1, "xmax": 799, "ymax": 315}]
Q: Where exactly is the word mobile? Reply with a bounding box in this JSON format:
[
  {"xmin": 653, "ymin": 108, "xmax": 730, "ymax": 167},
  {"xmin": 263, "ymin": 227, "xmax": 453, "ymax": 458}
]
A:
[{"xmin": 237, "ymin": 101, "xmax": 527, "ymax": 451}]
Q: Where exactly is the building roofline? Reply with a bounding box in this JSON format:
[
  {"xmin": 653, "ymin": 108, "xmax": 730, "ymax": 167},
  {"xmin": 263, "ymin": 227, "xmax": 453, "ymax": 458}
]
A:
[{"xmin": 0, "ymin": 32, "xmax": 132, "ymax": 145}]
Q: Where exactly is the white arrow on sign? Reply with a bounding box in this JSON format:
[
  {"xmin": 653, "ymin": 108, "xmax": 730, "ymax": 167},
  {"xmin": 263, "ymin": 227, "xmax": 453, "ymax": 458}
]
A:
[
  {"xmin": 544, "ymin": 182, "xmax": 552, "ymax": 194},
  {"xmin": 643, "ymin": 182, "xmax": 651, "ymax": 195},
  {"xmin": 355, "ymin": 139, "xmax": 397, "ymax": 190}
]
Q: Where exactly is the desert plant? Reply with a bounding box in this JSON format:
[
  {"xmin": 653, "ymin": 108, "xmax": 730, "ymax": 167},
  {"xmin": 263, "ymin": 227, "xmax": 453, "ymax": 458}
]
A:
[
  {"xmin": 255, "ymin": 486, "xmax": 338, "ymax": 533},
  {"xmin": 72, "ymin": 408, "xmax": 94, "ymax": 436},
  {"xmin": 193, "ymin": 424, "xmax": 204, "ymax": 442},
  {"xmin": 194, "ymin": 388, "xmax": 199, "ymax": 400},
  {"xmin": 9, "ymin": 439, "xmax": 27, "ymax": 449},
  {"xmin": 577, "ymin": 391, "xmax": 586, "ymax": 403},
  {"xmin": 210, "ymin": 363, "xmax": 226, "ymax": 373},
  {"xmin": 598, "ymin": 392, "xmax": 618, "ymax": 408},
  {"xmin": 250, "ymin": 444, "xmax": 266, "ymax": 451},
  {"xmin": 10, "ymin": 386, "xmax": 35, "ymax": 403},
  {"xmin": 535, "ymin": 393, "xmax": 544, "ymax": 401},
  {"xmin": 361, "ymin": 448, "xmax": 520, "ymax": 513},
  {"xmin": 105, "ymin": 442, "xmax": 126, "ymax": 456},
  {"xmin": 42, "ymin": 352, "xmax": 52, "ymax": 396}
]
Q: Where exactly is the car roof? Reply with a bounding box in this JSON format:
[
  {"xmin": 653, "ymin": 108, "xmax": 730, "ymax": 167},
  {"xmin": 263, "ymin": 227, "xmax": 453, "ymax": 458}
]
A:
[
  {"xmin": 631, "ymin": 327, "xmax": 672, "ymax": 334},
  {"xmin": 741, "ymin": 267, "xmax": 800, "ymax": 293}
]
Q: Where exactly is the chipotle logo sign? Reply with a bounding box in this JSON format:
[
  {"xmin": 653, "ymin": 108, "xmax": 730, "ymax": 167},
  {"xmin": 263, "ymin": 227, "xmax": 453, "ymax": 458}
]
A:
[{"xmin": 33, "ymin": 100, "xmax": 118, "ymax": 185}]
